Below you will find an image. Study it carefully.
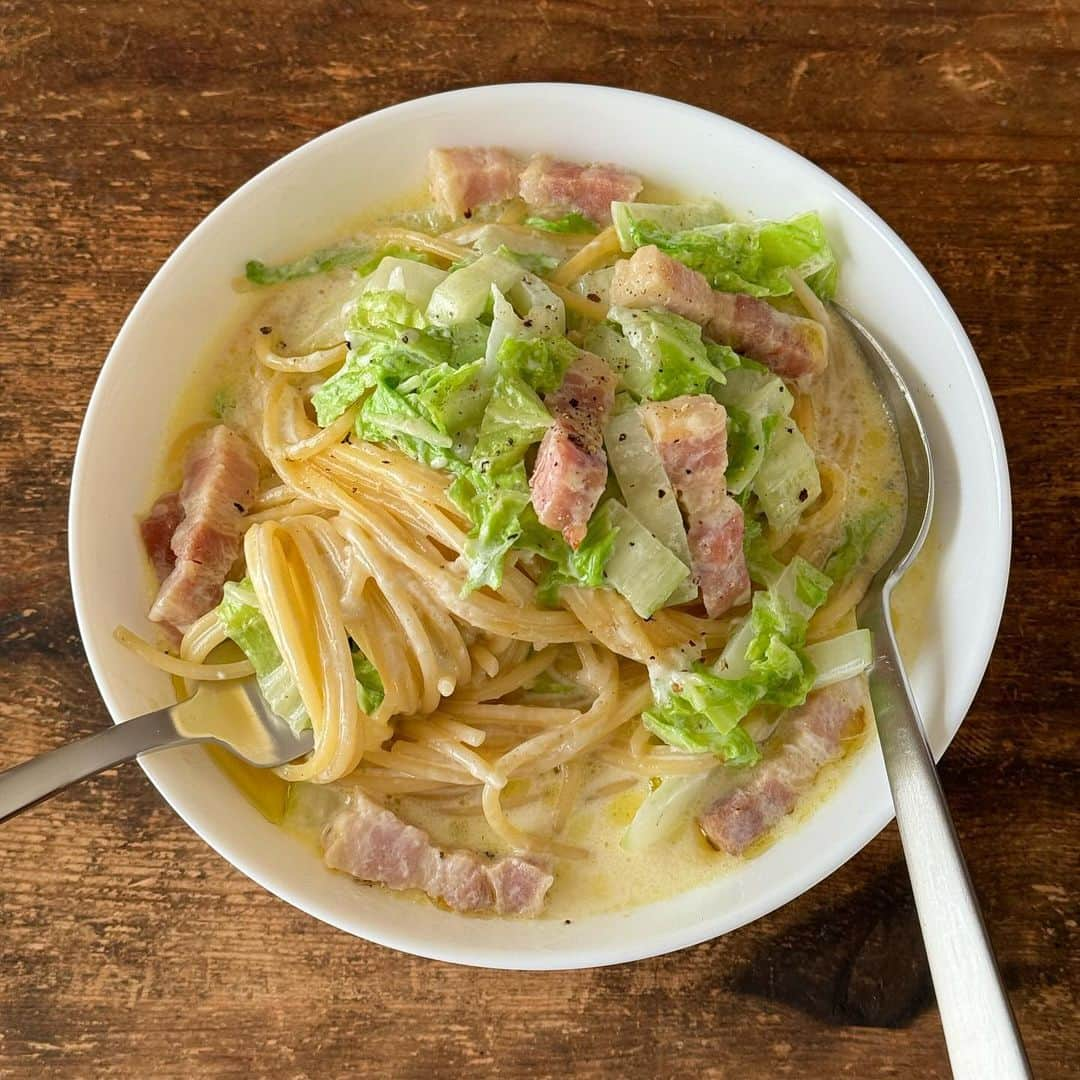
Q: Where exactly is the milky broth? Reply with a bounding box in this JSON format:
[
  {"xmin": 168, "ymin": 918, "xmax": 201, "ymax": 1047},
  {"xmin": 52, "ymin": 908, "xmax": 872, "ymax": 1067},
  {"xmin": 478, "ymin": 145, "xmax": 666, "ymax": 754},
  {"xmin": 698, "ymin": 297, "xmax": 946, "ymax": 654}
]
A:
[{"xmin": 151, "ymin": 194, "xmax": 932, "ymax": 920}]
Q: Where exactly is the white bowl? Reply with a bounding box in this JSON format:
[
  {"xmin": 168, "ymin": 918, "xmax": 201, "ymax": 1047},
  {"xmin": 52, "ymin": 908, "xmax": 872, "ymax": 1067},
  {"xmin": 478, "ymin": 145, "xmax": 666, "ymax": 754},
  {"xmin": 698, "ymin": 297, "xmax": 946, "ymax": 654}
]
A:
[{"xmin": 68, "ymin": 84, "xmax": 1010, "ymax": 969}]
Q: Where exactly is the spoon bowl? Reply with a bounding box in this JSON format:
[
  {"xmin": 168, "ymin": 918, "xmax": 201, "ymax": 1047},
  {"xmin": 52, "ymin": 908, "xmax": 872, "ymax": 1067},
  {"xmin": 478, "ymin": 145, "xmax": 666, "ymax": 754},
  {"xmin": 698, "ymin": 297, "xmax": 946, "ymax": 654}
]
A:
[
  {"xmin": 0, "ymin": 678, "xmax": 313, "ymax": 824},
  {"xmin": 168, "ymin": 680, "xmax": 315, "ymax": 769},
  {"xmin": 830, "ymin": 304, "xmax": 935, "ymax": 595}
]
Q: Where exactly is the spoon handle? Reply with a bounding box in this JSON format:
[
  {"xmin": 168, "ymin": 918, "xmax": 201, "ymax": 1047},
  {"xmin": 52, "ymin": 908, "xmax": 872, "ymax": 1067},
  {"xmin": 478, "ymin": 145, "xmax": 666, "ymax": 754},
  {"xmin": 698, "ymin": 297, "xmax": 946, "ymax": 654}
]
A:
[
  {"xmin": 0, "ymin": 709, "xmax": 190, "ymax": 823},
  {"xmin": 864, "ymin": 595, "xmax": 1031, "ymax": 1079}
]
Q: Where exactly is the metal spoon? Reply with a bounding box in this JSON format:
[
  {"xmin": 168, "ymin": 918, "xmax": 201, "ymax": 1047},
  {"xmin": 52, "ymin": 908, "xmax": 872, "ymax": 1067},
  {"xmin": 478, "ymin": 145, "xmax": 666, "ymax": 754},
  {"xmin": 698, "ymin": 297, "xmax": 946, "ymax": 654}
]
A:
[
  {"xmin": 0, "ymin": 680, "xmax": 312, "ymax": 823},
  {"xmin": 834, "ymin": 305, "xmax": 1030, "ymax": 1079}
]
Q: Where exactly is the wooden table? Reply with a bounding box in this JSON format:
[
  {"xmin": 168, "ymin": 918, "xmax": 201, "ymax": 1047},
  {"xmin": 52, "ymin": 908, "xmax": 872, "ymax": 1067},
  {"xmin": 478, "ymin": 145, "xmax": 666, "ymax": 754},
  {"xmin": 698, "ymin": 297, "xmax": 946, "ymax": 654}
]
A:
[{"xmin": 1, "ymin": 2, "xmax": 1076, "ymax": 1075}]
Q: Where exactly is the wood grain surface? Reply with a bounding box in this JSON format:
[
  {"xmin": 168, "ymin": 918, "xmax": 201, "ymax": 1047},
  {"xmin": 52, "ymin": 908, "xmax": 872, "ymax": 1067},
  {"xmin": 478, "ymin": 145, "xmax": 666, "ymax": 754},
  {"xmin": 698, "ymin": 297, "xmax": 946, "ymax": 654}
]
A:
[{"xmin": 1, "ymin": 1, "xmax": 1077, "ymax": 1076}]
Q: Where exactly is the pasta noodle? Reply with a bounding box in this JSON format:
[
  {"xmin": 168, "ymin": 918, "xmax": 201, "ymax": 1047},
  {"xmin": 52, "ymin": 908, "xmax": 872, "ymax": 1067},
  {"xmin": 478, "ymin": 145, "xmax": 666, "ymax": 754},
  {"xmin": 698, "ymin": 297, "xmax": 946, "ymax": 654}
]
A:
[
  {"xmin": 114, "ymin": 626, "xmax": 254, "ymax": 681},
  {"xmin": 550, "ymin": 226, "xmax": 621, "ymax": 286},
  {"xmin": 547, "ymin": 281, "xmax": 609, "ymax": 321}
]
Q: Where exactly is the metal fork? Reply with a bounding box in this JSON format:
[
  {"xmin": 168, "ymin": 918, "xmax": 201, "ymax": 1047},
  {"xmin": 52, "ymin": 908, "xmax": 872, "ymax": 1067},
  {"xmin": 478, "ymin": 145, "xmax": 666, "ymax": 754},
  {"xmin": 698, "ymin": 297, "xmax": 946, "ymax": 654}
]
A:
[
  {"xmin": 835, "ymin": 304, "xmax": 1030, "ymax": 1079},
  {"xmin": 0, "ymin": 679, "xmax": 312, "ymax": 823}
]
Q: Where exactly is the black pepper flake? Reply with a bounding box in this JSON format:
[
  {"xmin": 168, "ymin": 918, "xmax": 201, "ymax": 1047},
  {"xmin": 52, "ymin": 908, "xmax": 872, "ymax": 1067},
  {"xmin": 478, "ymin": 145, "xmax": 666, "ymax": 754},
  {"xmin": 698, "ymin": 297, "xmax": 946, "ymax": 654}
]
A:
[
  {"xmin": 523, "ymin": 319, "xmax": 533, "ymax": 328},
  {"xmin": 464, "ymin": 208, "xmax": 473, "ymax": 219},
  {"xmin": 618, "ymin": 433, "xmax": 627, "ymax": 442},
  {"xmin": 586, "ymin": 292, "xmax": 601, "ymax": 303},
  {"xmin": 564, "ymin": 919, "xmax": 572, "ymax": 925},
  {"xmin": 798, "ymin": 488, "xmax": 809, "ymax": 502},
  {"xmin": 233, "ymin": 502, "xmax": 244, "ymax": 512},
  {"xmin": 259, "ymin": 325, "xmax": 271, "ymax": 335},
  {"xmin": 569, "ymin": 398, "xmax": 579, "ymax": 408},
  {"xmin": 629, "ymin": 541, "xmax": 636, "ymax": 547},
  {"xmin": 657, "ymin": 489, "xmax": 666, "ymax": 499}
]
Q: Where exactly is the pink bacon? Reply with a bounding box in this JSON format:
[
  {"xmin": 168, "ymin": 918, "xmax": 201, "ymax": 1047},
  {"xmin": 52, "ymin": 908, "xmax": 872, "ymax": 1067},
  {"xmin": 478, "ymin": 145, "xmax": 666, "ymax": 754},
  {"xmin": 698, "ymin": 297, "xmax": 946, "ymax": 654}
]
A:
[
  {"xmin": 146, "ymin": 425, "xmax": 259, "ymax": 634},
  {"xmin": 640, "ymin": 395, "xmax": 750, "ymax": 618},
  {"xmin": 322, "ymin": 793, "xmax": 553, "ymax": 917},
  {"xmin": 519, "ymin": 155, "xmax": 643, "ymax": 225},
  {"xmin": 427, "ymin": 147, "xmax": 523, "ymax": 219},
  {"xmin": 699, "ymin": 679, "xmax": 868, "ymax": 854},
  {"xmin": 529, "ymin": 353, "xmax": 617, "ymax": 549},
  {"xmin": 611, "ymin": 245, "xmax": 828, "ymax": 381}
]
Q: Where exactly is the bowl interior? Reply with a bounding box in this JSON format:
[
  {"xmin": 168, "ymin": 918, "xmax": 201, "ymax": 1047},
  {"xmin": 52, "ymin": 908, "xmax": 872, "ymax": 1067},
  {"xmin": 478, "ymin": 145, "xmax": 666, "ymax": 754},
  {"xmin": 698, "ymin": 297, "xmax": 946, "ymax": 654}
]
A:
[{"xmin": 69, "ymin": 84, "xmax": 1010, "ymax": 969}]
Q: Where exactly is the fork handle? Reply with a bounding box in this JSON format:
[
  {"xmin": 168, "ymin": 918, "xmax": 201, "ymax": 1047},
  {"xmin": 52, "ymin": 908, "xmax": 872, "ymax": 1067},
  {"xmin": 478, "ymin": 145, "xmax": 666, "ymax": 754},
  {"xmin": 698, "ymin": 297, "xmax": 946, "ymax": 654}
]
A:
[
  {"xmin": 0, "ymin": 709, "xmax": 191, "ymax": 823},
  {"xmin": 864, "ymin": 594, "xmax": 1031, "ymax": 1079}
]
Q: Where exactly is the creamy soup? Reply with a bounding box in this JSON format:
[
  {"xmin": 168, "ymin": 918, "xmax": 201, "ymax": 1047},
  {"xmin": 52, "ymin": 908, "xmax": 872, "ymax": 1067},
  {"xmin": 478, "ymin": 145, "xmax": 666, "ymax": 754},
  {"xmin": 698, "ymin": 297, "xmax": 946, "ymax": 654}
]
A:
[{"xmin": 129, "ymin": 150, "xmax": 927, "ymax": 920}]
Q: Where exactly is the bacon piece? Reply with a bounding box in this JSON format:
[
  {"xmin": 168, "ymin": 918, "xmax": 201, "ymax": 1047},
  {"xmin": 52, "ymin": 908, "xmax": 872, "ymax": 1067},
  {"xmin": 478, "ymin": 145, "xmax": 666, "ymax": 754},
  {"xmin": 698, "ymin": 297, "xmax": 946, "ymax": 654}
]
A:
[
  {"xmin": 148, "ymin": 425, "xmax": 259, "ymax": 634},
  {"xmin": 529, "ymin": 352, "xmax": 617, "ymax": 548},
  {"xmin": 519, "ymin": 155, "xmax": 643, "ymax": 225},
  {"xmin": 640, "ymin": 395, "xmax": 750, "ymax": 617},
  {"xmin": 712, "ymin": 291, "xmax": 829, "ymax": 382},
  {"xmin": 427, "ymin": 147, "xmax": 522, "ymax": 219},
  {"xmin": 699, "ymin": 679, "xmax": 868, "ymax": 854},
  {"xmin": 140, "ymin": 491, "xmax": 183, "ymax": 583},
  {"xmin": 685, "ymin": 496, "xmax": 747, "ymax": 617},
  {"xmin": 322, "ymin": 794, "xmax": 554, "ymax": 917},
  {"xmin": 611, "ymin": 245, "xmax": 828, "ymax": 380},
  {"xmin": 612, "ymin": 244, "xmax": 716, "ymax": 323}
]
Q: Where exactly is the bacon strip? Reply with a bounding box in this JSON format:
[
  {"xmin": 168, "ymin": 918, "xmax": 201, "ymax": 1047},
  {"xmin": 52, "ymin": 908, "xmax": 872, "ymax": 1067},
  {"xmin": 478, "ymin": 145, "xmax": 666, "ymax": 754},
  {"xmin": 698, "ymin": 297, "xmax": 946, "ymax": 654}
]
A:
[
  {"xmin": 640, "ymin": 396, "xmax": 750, "ymax": 617},
  {"xmin": 322, "ymin": 794, "xmax": 553, "ymax": 917},
  {"xmin": 140, "ymin": 491, "xmax": 183, "ymax": 583},
  {"xmin": 148, "ymin": 425, "xmax": 259, "ymax": 634},
  {"xmin": 699, "ymin": 678, "xmax": 868, "ymax": 854},
  {"xmin": 427, "ymin": 147, "xmax": 522, "ymax": 219},
  {"xmin": 529, "ymin": 352, "xmax": 617, "ymax": 548},
  {"xmin": 611, "ymin": 245, "xmax": 828, "ymax": 381},
  {"xmin": 519, "ymin": 155, "xmax": 643, "ymax": 225}
]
